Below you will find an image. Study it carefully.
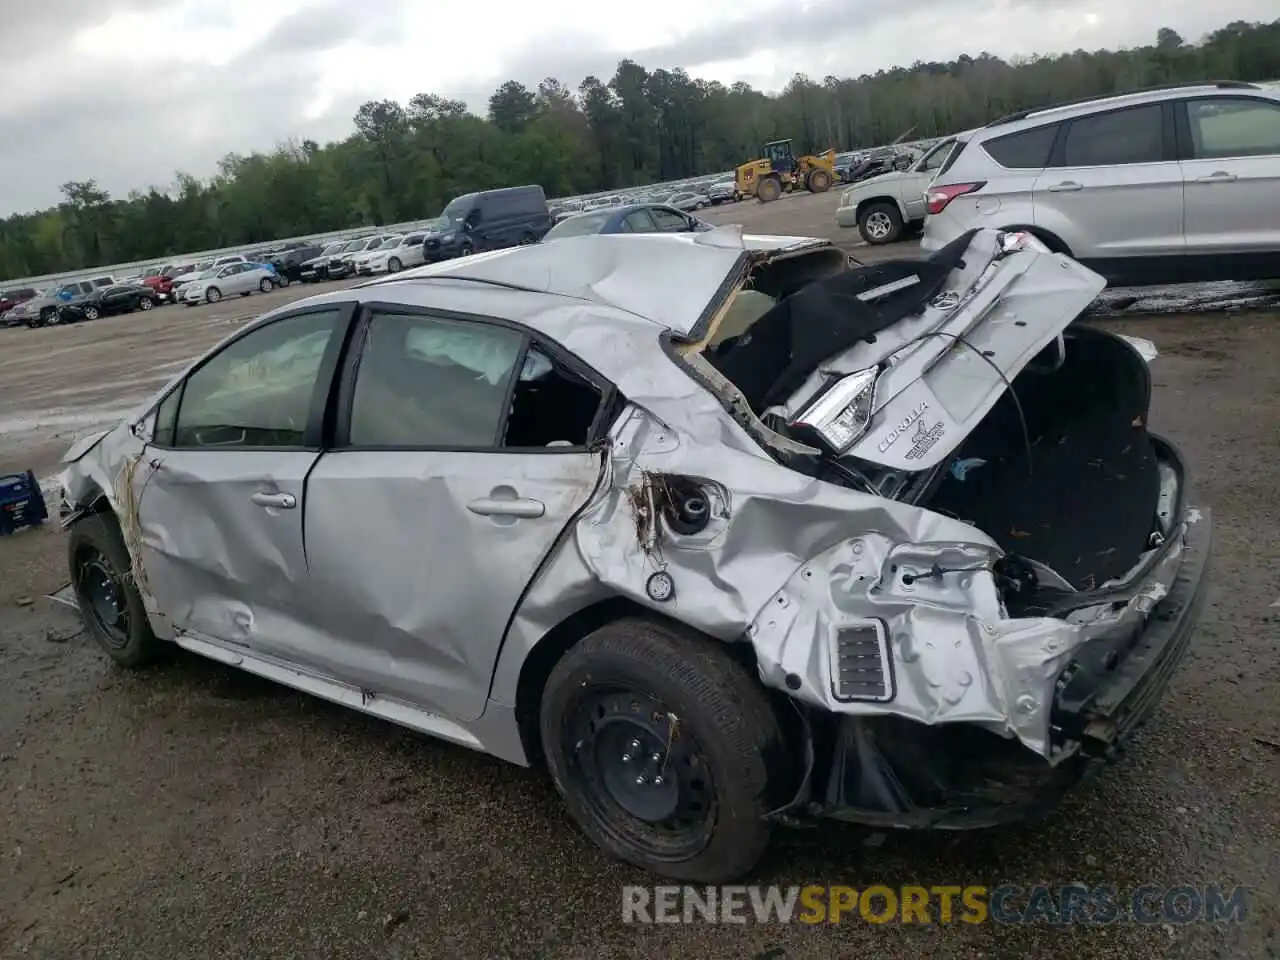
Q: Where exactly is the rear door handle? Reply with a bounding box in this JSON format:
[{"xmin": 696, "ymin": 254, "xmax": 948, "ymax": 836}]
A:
[
  {"xmin": 250, "ymin": 491, "xmax": 296, "ymax": 509},
  {"xmin": 1047, "ymin": 181, "xmax": 1083, "ymax": 192},
  {"xmin": 1195, "ymin": 172, "xmax": 1237, "ymax": 183},
  {"xmin": 467, "ymin": 497, "xmax": 545, "ymax": 519}
]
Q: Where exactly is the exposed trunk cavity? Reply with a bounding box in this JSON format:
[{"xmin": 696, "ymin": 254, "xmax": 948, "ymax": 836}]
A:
[{"xmin": 924, "ymin": 327, "xmax": 1160, "ymax": 599}]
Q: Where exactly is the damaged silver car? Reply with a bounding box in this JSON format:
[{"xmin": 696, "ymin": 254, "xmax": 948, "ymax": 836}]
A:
[{"xmin": 58, "ymin": 225, "xmax": 1211, "ymax": 882}]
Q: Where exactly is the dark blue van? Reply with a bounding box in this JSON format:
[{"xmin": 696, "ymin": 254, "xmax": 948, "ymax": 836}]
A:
[{"xmin": 424, "ymin": 185, "xmax": 552, "ymax": 261}]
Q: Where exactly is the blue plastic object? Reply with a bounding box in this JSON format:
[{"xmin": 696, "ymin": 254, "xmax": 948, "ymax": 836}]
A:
[{"xmin": 0, "ymin": 470, "xmax": 48, "ymax": 535}]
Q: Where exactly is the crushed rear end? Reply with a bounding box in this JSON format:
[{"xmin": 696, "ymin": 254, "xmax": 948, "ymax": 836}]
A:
[{"xmin": 681, "ymin": 228, "xmax": 1211, "ymax": 827}]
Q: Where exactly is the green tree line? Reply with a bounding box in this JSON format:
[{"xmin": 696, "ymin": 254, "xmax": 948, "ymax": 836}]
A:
[{"xmin": 2, "ymin": 19, "xmax": 1276, "ymax": 281}]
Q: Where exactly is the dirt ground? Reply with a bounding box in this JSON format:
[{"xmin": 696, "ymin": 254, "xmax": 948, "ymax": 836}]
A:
[{"xmin": 3, "ymin": 192, "xmax": 1279, "ymax": 959}]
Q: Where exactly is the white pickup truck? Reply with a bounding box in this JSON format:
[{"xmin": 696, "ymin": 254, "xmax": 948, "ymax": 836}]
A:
[{"xmin": 835, "ymin": 137, "xmax": 958, "ymax": 245}]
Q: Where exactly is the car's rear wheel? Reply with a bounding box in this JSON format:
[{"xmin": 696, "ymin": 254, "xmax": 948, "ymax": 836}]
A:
[
  {"xmin": 137, "ymin": 296, "xmax": 154, "ymax": 311},
  {"xmin": 259, "ymin": 278, "xmax": 272, "ymax": 293},
  {"xmin": 859, "ymin": 201, "xmax": 903, "ymax": 244},
  {"xmin": 206, "ymin": 287, "xmax": 222, "ymax": 303},
  {"xmin": 540, "ymin": 618, "xmax": 784, "ymax": 882},
  {"xmin": 387, "ymin": 257, "xmax": 402, "ymax": 272},
  {"xmin": 69, "ymin": 513, "xmax": 160, "ymax": 668}
]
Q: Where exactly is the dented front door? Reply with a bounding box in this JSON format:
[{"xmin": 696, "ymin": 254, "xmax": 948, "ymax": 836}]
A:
[
  {"xmin": 131, "ymin": 305, "xmax": 349, "ymax": 649},
  {"xmin": 136, "ymin": 450, "xmax": 318, "ymax": 646}
]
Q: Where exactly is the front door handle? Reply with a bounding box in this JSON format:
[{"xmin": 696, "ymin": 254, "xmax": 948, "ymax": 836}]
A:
[
  {"xmin": 1047, "ymin": 181, "xmax": 1083, "ymax": 192},
  {"xmin": 1195, "ymin": 171, "xmax": 1237, "ymax": 183},
  {"xmin": 467, "ymin": 497, "xmax": 545, "ymax": 519},
  {"xmin": 250, "ymin": 491, "xmax": 296, "ymax": 509}
]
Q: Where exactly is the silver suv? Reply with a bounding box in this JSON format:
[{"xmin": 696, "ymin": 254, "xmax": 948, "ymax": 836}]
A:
[{"xmin": 920, "ymin": 81, "xmax": 1280, "ymax": 285}]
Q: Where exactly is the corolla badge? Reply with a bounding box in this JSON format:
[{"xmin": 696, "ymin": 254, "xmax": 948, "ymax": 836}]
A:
[{"xmin": 876, "ymin": 401, "xmax": 929, "ymax": 453}]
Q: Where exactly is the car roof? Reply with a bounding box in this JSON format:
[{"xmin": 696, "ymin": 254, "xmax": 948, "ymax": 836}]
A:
[
  {"xmin": 965, "ymin": 81, "xmax": 1268, "ymax": 142},
  {"xmin": 247, "ymin": 229, "xmax": 833, "ymax": 342}
]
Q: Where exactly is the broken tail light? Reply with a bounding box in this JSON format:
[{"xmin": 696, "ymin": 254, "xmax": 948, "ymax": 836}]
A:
[
  {"xmin": 788, "ymin": 368, "xmax": 879, "ymax": 454},
  {"xmin": 926, "ymin": 181, "xmax": 985, "ymax": 215}
]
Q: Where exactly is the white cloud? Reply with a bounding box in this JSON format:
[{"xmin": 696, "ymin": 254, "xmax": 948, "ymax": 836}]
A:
[{"xmin": 0, "ymin": 0, "xmax": 1273, "ymax": 215}]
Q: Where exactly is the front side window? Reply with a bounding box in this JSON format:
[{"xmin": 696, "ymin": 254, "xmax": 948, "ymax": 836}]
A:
[
  {"xmin": 168, "ymin": 309, "xmax": 341, "ymax": 449},
  {"xmin": 347, "ymin": 312, "xmax": 605, "ymax": 449},
  {"xmin": 1062, "ymin": 105, "xmax": 1164, "ymax": 166},
  {"xmin": 1187, "ymin": 97, "xmax": 1280, "ymax": 159}
]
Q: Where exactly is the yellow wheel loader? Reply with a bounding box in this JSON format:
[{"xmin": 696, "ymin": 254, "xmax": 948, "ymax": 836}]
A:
[{"xmin": 734, "ymin": 139, "xmax": 837, "ymax": 204}]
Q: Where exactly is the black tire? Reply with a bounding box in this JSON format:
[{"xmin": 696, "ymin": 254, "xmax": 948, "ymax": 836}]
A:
[
  {"xmin": 82, "ymin": 305, "xmax": 100, "ymax": 321},
  {"xmin": 259, "ymin": 278, "xmax": 273, "ymax": 293},
  {"xmin": 68, "ymin": 513, "xmax": 161, "ymax": 668},
  {"xmin": 858, "ymin": 201, "xmax": 904, "ymax": 245},
  {"xmin": 39, "ymin": 307, "xmax": 57, "ymax": 326},
  {"xmin": 277, "ymin": 275, "xmax": 291, "ymax": 287},
  {"xmin": 387, "ymin": 256, "xmax": 402, "ymax": 272},
  {"xmin": 756, "ymin": 176, "xmax": 782, "ymax": 204},
  {"xmin": 205, "ymin": 286, "xmax": 222, "ymax": 303},
  {"xmin": 138, "ymin": 296, "xmax": 154, "ymax": 311},
  {"xmin": 806, "ymin": 168, "xmax": 832, "ymax": 193},
  {"xmin": 540, "ymin": 618, "xmax": 784, "ymax": 883},
  {"xmin": 459, "ymin": 242, "xmax": 474, "ymax": 257}
]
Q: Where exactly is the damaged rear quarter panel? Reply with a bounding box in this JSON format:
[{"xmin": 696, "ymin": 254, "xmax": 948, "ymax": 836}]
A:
[{"xmin": 489, "ymin": 301, "xmax": 1117, "ymax": 763}]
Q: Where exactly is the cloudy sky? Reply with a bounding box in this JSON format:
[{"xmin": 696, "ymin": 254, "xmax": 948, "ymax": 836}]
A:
[{"xmin": 0, "ymin": 0, "xmax": 1272, "ymax": 216}]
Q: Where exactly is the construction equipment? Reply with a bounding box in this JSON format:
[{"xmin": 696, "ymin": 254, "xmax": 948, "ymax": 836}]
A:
[{"xmin": 734, "ymin": 140, "xmax": 837, "ymax": 204}]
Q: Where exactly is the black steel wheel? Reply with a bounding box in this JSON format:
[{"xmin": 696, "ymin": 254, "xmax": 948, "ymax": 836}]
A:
[
  {"xmin": 68, "ymin": 513, "xmax": 160, "ymax": 667},
  {"xmin": 540, "ymin": 618, "xmax": 785, "ymax": 882}
]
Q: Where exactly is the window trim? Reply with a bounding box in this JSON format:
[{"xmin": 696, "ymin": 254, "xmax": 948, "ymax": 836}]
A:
[
  {"xmin": 144, "ymin": 301, "xmax": 359, "ymax": 453},
  {"xmin": 1047, "ymin": 101, "xmax": 1176, "ymax": 169},
  {"xmin": 1174, "ymin": 94, "xmax": 1280, "ymax": 161},
  {"xmin": 333, "ymin": 301, "xmax": 620, "ymax": 455}
]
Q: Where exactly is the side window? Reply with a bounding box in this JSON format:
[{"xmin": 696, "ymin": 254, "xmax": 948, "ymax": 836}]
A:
[
  {"xmin": 622, "ymin": 210, "xmax": 657, "ymax": 232},
  {"xmin": 504, "ymin": 346, "xmax": 604, "ymax": 448},
  {"xmin": 405, "ymin": 234, "xmax": 425, "ymax": 246},
  {"xmin": 983, "ymin": 123, "xmax": 1060, "ymax": 169},
  {"xmin": 919, "ymin": 141, "xmax": 954, "ymax": 172},
  {"xmin": 1062, "ymin": 105, "xmax": 1164, "ymax": 166},
  {"xmin": 649, "ymin": 208, "xmax": 690, "ymax": 232},
  {"xmin": 348, "ymin": 314, "xmax": 523, "ymax": 448},
  {"xmin": 347, "ymin": 312, "xmax": 606, "ymax": 449},
  {"xmin": 1187, "ymin": 98, "xmax": 1280, "ymax": 159},
  {"xmin": 170, "ymin": 309, "xmax": 341, "ymax": 449}
]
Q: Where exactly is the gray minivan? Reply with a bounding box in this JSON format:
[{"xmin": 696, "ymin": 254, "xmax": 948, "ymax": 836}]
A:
[{"xmin": 424, "ymin": 185, "xmax": 552, "ymax": 261}]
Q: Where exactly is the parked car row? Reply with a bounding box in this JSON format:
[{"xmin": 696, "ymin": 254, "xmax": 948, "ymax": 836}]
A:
[
  {"xmin": 836, "ymin": 80, "xmax": 1280, "ymax": 286},
  {"xmin": 2, "ymin": 277, "xmax": 159, "ymax": 328}
]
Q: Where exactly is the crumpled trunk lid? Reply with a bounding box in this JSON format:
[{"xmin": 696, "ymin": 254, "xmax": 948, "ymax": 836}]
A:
[{"xmin": 783, "ymin": 230, "xmax": 1108, "ymax": 473}]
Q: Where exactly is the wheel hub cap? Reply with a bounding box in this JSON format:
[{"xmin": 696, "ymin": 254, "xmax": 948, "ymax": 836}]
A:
[
  {"xmin": 867, "ymin": 212, "xmax": 892, "ymax": 239},
  {"xmin": 596, "ymin": 724, "xmax": 680, "ymax": 822}
]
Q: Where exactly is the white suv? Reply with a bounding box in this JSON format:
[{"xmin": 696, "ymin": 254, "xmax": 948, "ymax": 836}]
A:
[{"xmin": 920, "ymin": 81, "xmax": 1280, "ymax": 285}]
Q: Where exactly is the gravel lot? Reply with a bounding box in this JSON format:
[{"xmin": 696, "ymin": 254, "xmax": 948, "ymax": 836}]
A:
[{"xmin": 2, "ymin": 192, "xmax": 1279, "ymax": 959}]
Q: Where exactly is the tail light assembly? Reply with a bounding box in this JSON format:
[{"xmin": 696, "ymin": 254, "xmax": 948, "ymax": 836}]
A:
[{"xmin": 926, "ymin": 181, "xmax": 985, "ymax": 215}]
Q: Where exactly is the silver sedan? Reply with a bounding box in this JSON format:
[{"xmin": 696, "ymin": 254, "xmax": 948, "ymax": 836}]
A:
[
  {"xmin": 180, "ymin": 263, "xmax": 278, "ymax": 305},
  {"xmin": 58, "ymin": 228, "xmax": 1210, "ymax": 883}
]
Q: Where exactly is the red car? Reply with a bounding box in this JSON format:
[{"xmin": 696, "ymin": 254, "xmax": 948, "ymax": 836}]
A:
[
  {"xmin": 140, "ymin": 264, "xmax": 195, "ymax": 302},
  {"xmin": 0, "ymin": 287, "xmax": 37, "ymax": 316}
]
